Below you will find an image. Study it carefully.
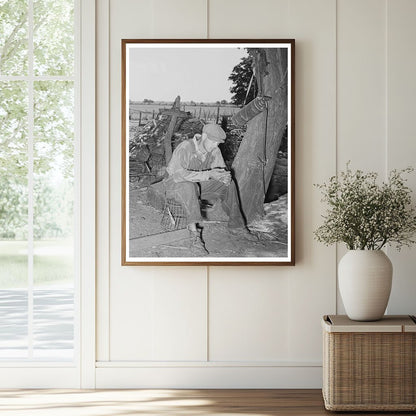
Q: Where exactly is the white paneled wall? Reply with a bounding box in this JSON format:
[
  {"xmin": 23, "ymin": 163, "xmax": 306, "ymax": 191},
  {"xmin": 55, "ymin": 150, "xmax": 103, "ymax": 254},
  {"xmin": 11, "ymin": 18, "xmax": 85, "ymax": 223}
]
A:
[
  {"xmin": 336, "ymin": 0, "xmax": 388, "ymax": 313},
  {"xmin": 337, "ymin": 0, "xmax": 387, "ymax": 172},
  {"xmin": 285, "ymin": 0, "xmax": 337, "ymax": 362},
  {"xmin": 95, "ymin": 0, "xmax": 416, "ymax": 388},
  {"xmin": 110, "ymin": 268, "xmax": 208, "ymax": 361},
  {"xmin": 209, "ymin": 267, "xmax": 290, "ymax": 362},
  {"xmin": 209, "ymin": 0, "xmax": 290, "ymax": 37},
  {"xmin": 386, "ymin": 0, "xmax": 416, "ymax": 314}
]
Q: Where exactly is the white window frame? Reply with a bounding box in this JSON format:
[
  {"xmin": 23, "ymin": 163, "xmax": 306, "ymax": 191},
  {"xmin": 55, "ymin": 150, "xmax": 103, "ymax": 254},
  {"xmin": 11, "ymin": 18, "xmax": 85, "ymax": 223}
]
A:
[
  {"xmin": 79, "ymin": 0, "xmax": 96, "ymax": 389},
  {"xmin": 0, "ymin": 0, "xmax": 95, "ymax": 388}
]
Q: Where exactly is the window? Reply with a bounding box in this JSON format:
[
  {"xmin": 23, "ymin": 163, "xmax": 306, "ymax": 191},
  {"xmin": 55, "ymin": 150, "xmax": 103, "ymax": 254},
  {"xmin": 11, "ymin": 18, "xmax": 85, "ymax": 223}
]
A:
[{"xmin": 0, "ymin": 0, "xmax": 78, "ymax": 361}]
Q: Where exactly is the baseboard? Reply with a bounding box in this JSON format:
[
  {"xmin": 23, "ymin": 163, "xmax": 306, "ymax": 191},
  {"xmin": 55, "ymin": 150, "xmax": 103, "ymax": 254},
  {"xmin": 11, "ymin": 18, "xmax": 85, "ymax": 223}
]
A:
[
  {"xmin": 0, "ymin": 367, "xmax": 80, "ymax": 388},
  {"xmin": 95, "ymin": 365, "xmax": 323, "ymax": 388}
]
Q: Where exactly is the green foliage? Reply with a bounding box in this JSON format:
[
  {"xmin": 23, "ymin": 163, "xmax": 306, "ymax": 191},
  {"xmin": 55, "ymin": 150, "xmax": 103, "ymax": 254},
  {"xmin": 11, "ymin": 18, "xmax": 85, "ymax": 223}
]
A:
[
  {"xmin": 314, "ymin": 164, "xmax": 416, "ymax": 250},
  {"xmin": 0, "ymin": 81, "xmax": 28, "ymax": 238},
  {"xmin": 0, "ymin": 0, "xmax": 28, "ymax": 75},
  {"xmin": 0, "ymin": 81, "xmax": 28, "ymax": 178},
  {"xmin": 33, "ymin": 0, "xmax": 74, "ymax": 75},
  {"xmin": 0, "ymin": 177, "xmax": 27, "ymax": 238},
  {"xmin": 34, "ymin": 176, "xmax": 74, "ymax": 239},
  {"xmin": 34, "ymin": 80, "xmax": 74, "ymax": 177},
  {"xmin": 228, "ymin": 55, "xmax": 257, "ymax": 106},
  {"xmin": 0, "ymin": 1, "xmax": 74, "ymax": 241},
  {"xmin": 1, "ymin": 0, "xmax": 74, "ymax": 75}
]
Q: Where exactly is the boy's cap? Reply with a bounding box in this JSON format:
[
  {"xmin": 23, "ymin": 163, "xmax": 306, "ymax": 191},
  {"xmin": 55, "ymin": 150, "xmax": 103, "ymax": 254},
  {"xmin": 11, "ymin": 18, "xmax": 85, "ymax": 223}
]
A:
[{"xmin": 203, "ymin": 124, "xmax": 226, "ymax": 143}]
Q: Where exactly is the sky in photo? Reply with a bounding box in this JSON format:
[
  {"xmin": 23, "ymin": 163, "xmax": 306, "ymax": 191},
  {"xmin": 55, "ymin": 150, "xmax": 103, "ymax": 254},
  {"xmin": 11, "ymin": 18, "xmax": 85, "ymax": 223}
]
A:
[{"xmin": 128, "ymin": 46, "xmax": 248, "ymax": 103}]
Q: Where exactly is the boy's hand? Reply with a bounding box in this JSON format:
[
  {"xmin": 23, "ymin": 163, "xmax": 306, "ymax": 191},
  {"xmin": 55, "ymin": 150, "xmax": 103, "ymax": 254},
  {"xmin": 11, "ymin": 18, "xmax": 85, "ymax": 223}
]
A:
[{"xmin": 210, "ymin": 168, "xmax": 231, "ymax": 184}]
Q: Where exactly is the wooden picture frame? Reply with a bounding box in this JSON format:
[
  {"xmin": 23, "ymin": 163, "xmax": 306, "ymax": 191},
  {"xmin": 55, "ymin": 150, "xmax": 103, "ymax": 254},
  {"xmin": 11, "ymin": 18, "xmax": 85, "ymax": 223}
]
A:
[{"xmin": 122, "ymin": 39, "xmax": 295, "ymax": 265}]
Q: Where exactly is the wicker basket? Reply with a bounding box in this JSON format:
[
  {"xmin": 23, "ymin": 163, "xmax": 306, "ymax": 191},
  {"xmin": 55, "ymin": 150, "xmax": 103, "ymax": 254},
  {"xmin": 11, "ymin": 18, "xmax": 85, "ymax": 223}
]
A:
[
  {"xmin": 161, "ymin": 198, "xmax": 187, "ymax": 231},
  {"xmin": 322, "ymin": 315, "xmax": 416, "ymax": 411}
]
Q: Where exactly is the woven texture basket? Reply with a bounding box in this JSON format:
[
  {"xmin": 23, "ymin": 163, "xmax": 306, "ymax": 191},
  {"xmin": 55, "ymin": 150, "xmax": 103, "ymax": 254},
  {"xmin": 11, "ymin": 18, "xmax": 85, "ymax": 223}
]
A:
[
  {"xmin": 161, "ymin": 198, "xmax": 187, "ymax": 231},
  {"xmin": 322, "ymin": 315, "xmax": 416, "ymax": 411}
]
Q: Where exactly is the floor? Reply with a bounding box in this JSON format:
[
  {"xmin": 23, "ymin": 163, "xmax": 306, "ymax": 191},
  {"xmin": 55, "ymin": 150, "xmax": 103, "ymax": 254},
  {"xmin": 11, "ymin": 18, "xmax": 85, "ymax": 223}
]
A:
[{"xmin": 0, "ymin": 389, "xmax": 413, "ymax": 416}]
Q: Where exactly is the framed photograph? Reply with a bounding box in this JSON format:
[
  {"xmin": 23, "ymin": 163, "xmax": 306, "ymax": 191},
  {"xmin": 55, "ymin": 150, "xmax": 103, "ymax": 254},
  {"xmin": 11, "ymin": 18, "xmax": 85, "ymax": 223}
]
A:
[{"xmin": 122, "ymin": 39, "xmax": 295, "ymax": 265}]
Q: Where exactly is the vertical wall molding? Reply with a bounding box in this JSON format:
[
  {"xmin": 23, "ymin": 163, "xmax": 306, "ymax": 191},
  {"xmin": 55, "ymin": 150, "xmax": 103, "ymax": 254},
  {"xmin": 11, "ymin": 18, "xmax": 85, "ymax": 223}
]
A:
[
  {"xmin": 206, "ymin": 0, "xmax": 210, "ymax": 38},
  {"xmin": 335, "ymin": 0, "xmax": 339, "ymax": 314},
  {"xmin": 385, "ymin": 0, "xmax": 389, "ymax": 178},
  {"xmin": 96, "ymin": 0, "xmax": 111, "ymax": 362},
  {"xmin": 206, "ymin": 266, "xmax": 210, "ymax": 361},
  {"xmin": 385, "ymin": 0, "xmax": 416, "ymax": 314}
]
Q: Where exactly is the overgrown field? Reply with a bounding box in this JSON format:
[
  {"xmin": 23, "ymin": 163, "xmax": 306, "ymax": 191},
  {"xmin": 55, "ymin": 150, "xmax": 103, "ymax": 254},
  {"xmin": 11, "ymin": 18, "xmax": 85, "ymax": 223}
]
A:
[
  {"xmin": 0, "ymin": 240, "xmax": 73, "ymax": 288},
  {"xmin": 129, "ymin": 101, "xmax": 240, "ymax": 124}
]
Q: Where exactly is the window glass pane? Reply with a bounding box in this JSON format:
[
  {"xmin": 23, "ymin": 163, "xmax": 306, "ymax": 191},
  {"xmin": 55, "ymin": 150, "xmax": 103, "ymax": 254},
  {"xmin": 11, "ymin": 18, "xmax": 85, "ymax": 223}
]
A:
[
  {"xmin": 0, "ymin": 0, "xmax": 28, "ymax": 76},
  {"xmin": 0, "ymin": 81, "xmax": 28, "ymax": 244},
  {"xmin": 33, "ymin": 288, "xmax": 74, "ymax": 360},
  {"xmin": 33, "ymin": 81, "xmax": 74, "ymax": 250},
  {"xmin": 0, "ymin": 81, "xmax": 28, "ymax": 359},
  {"xmin": 0, "ymin": 289, "xmax": 28, "ymax": 359},
  {"xmin": 33, "ymin": 0, "xmax": 74, "ymax": 76},
  {"xmin": 33, "ymin": 80, "xmax": 74, "ymax": 359}
]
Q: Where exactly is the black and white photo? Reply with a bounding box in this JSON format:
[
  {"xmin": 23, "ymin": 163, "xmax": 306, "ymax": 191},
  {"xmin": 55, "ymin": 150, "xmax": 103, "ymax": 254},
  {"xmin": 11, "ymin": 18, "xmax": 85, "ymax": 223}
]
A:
[{"xmin": 122, "ymin": 40, "xmax": 295, "ymax": 265}]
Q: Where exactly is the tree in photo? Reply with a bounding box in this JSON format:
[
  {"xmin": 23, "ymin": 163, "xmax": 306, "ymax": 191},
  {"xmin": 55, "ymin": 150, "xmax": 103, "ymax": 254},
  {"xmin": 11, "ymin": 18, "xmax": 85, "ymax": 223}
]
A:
[
  {"xmin": 228, "ymin": 55, "xmax": 257, "ymax": 106},
  {"xmin": 232, "ymin": 48, "xmax": 288, "ymax": 223}
]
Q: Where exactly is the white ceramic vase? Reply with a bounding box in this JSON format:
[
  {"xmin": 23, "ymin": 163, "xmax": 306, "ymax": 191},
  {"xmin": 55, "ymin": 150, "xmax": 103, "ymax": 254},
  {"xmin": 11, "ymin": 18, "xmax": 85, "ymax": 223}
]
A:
[{"xmin": 338, "ymin": 250, "xmax": 393, "ymax": 321}]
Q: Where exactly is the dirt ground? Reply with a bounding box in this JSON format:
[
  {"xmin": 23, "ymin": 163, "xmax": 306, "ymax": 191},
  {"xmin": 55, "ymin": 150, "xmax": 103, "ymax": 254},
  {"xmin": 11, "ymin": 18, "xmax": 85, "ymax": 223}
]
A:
[{"xmin": 129, "ymin": 187, "xmax": 288, "ymax": 259}]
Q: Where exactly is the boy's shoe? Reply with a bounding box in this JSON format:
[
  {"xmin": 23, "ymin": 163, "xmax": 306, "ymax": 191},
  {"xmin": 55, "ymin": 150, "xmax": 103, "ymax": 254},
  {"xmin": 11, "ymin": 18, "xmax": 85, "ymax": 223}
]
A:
[{"xmin": 189, "ymin": 230, "xmax": 209, "ymax": 256}]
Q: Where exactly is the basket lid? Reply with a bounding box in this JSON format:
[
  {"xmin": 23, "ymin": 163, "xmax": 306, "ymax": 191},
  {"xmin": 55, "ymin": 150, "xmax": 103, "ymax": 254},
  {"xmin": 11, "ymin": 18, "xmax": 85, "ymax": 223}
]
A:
[{"xmin": 322, "ymin": 315, "xmax": 416, "ymax": 333}]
